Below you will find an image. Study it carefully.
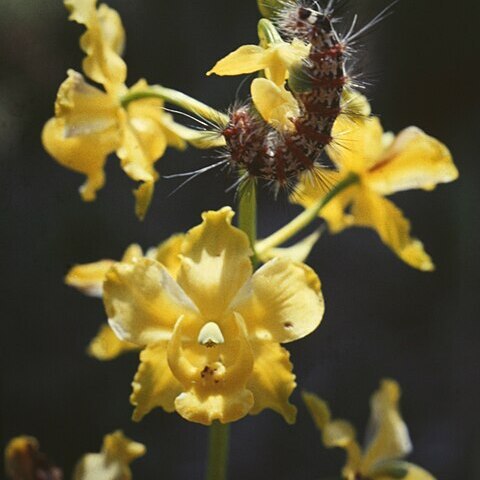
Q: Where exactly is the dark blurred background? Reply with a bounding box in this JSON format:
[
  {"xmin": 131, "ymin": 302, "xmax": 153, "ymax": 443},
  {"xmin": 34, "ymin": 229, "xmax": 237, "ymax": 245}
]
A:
[{"xmin": 1, "ymin": 0, "xmax": 479, "ymax": 478}]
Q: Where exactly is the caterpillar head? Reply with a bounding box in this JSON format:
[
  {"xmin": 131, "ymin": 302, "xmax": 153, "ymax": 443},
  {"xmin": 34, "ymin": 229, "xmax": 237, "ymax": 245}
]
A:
[
  {"xmin": 278, "ymin": 2, "xmax": 332, "ymax": 41},
  {"xmin": 298, "ymin": 6, "xmax": 318, "ymax": 24}
]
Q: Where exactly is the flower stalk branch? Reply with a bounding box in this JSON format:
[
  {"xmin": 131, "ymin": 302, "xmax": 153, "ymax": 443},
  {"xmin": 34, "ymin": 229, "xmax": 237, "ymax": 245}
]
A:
[
  {"xmin": 120, "ymin": 85, "xmax": 229, "ymax": 126},
  {"xmin": 238, "ymin": 180, "xmax": 260, "ymax": 267},
  {"xmin": 256, "ymin": 172, "xmax": 359, "ymax": 255}
]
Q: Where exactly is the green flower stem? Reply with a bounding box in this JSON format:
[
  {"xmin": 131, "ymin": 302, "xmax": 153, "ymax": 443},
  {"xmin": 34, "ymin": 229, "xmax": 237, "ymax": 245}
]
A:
[
  {"xmin": 255, "ymin": 172, "xmax": 359, "ymax": 255},
  {"xmin": 238, "ymin": 180, "xmax": 260, "ymax": 268},
  {"xmin": 120, "ymin": 85, "xmax": 229, "ymax": 126},
  {"xmin": 206, "ymin": 422, "xmax": 230, "ymax": 480}
]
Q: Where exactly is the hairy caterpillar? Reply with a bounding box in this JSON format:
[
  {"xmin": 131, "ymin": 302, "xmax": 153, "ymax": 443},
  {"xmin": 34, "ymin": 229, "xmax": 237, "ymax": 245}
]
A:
[{"xmin": 221, "ymin": 1, "xmax": 392, "ymax": 191}]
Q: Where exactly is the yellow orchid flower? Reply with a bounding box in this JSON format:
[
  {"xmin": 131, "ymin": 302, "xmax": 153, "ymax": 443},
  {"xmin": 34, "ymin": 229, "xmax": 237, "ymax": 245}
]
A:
[
  {"xmin": 303, "ymin": 380, "xmax": 436, "ymax": 480},
  {"xmin": 73, "ymin": 431, "xmax": 145, "ymax": 480},
  {"xmin": 207, "ymin": 37, "xmax": 309, "ymax": 87},
  {"xmin": 251, "ymin": 77, "xmax": 300, "ymax": 132},
  {"xmin": 65, "ymin": 236, "xmax": 184, "ymax": 360},
  {"xmin": 292, "ymin": 96, "xmax": 458, "ymax": 271},
  {"xmin": 103, "ymin": 207, "xmax": 324, "ymax": 425},
  {"xmin": 5, "ymin": 432, "xmax": 144, "ymax": 480},
  {"xmin": 5, "ymin": 436, "xmax": 62, "ymax": 480},
  {"xmin": 42, "ymin": 0, "xmax": 188, "ymax": 219},
  {"xmin": 207, "ymin": 19, "xmax": 307, "ymax": 132}
]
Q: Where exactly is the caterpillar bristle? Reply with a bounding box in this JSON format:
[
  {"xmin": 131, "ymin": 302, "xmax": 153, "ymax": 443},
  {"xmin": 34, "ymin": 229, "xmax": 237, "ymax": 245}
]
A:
[
  {"xmin": 311, "ymin": 165, "xmax": 338, "ymax": 190},
  {"xmin": 166, "ymin": 159, "xmax": 229, "ymax": 197},
  {"xmin": 228, "ymin": 171, "xmax": 251, "ymax": 196},
  {"xmin": 338, "ymin": 106, "xmax": 368, "ymax": 124},
  {"xmin": 327, "ymin": 130, "xmax": 358, "ymax": 158},
  {"xmin": 290, "ymin": 163, "xmax": 339, "ymax": 202},
  {"xmin": 343, "ymin": 1, "xmax": 399, "ymax": 45}
]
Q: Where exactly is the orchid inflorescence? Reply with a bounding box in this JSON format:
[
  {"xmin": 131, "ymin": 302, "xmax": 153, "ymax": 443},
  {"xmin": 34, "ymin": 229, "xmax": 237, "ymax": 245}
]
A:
[{"xmin": 5, "ymin": 0, "xmax": 459, "ymax": 478}]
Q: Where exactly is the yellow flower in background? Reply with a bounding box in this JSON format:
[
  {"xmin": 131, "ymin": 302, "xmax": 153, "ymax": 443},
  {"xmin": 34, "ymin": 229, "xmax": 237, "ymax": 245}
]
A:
[
  {"xmin": 5, "ymin": 436, "xmax": 62, "ymax": 480},
  {"xmin": 5, "ymin": 431, "xmax": 144, "ymax": 480},
  {"xmin": 103, "ymin": 207, "xmax": 324, "ymax": 425},
  {"xmin": 65, "ymin": 235, "xmax": 184, "ymax": 360},
  {"xmin": 73, "ymin": 431, "xmax": 145, "ymax": 480},
  {"xmin": 42, "ymin": 0, "xmax": 188, "ymax": 219},
  {"xmin": 303, "ymin": 380, "xmax": 436, "ymax": 480},
  {"xmin": 292, "ymin": 96, "xmax": 458, "ymax": 271}
]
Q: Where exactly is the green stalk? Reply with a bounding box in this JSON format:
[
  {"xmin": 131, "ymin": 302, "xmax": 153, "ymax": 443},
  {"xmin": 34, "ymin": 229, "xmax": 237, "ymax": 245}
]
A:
[
  {"xmin": 238, "ymin": 179, "xmax": 260, "ymax": 268},
  {"xmin": 255, "ymin": 172, "xmax": 359, "ymax": 255},
  {"xmin": 206, "ymin": 422, "xmax": 230, "ymax": 480},
  {"xmin": 120, "ymin": 85, "xmax": 229, "ymax": 126}
]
